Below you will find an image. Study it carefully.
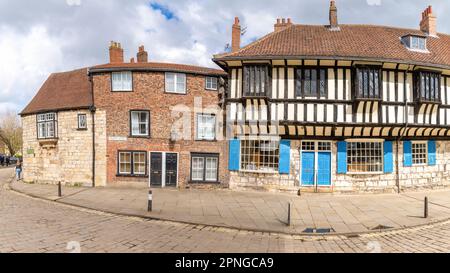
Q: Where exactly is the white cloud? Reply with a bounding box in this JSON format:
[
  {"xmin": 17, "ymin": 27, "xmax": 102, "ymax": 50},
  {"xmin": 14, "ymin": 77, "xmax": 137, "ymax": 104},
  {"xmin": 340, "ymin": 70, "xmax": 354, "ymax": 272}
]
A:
[
  {"xmin": 0, "ymin": 25, "xmax": 65, "ymax": 112},
  {"xmin": 0, "ymin": 0, "xmax": 449, "ymax": 114}
]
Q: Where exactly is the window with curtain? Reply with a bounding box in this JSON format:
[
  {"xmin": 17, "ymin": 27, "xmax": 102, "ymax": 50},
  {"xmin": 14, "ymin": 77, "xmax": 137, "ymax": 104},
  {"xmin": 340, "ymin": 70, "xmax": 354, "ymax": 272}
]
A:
[
  {"xmin": 191, "ymin": 153, "xmax": 219, "ymax": 183},
  {"xmin": 112, "ymin": 72, "xmax": 132, "ymax": 91},
  {"xmin": 130, "ymin": 111, "xmax": 150, "ymax": 137},
  {"xmin": 37, "ymin": 112, "xmax": 57, "ymax": 139},
  {"xmin": 118, "ymin": 151, "xmax": 147, "ymax": 176},
  {"xmin": 165, "ymin": 72, "xmax": 186, "ymax": 94},
  {"xmin": 196, "ymin": 114, "xmax": 216, "ymax": 140}
]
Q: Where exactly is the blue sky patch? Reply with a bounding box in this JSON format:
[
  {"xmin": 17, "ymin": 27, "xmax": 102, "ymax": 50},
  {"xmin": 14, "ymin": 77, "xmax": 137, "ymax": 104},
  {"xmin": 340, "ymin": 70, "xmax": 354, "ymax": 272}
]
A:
[{"xmin": 150, "ymin": 2, "xmax": 177, "ymax": 20}]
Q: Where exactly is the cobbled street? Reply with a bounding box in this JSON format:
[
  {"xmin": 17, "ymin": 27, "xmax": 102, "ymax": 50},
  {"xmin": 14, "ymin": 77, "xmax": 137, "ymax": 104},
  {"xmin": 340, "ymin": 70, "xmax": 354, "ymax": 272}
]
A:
[{"xmin": 1, "ymin": 168, "xmax": 450, "ymax": 253}]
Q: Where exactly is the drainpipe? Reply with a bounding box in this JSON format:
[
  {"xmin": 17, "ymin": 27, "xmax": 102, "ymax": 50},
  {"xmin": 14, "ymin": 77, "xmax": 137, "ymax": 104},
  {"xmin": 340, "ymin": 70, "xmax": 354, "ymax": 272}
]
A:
[
  {"xmin": 88, "ymin": 69, "xmax": 96, "ymax": 188},
  {"xmin": 396, "ymin": 67, "xmax": 411, "ymax": 194}
]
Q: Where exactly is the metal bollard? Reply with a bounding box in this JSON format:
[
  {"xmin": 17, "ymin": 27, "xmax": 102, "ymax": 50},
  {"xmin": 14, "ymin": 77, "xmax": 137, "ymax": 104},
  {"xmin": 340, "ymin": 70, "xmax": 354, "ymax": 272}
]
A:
[
  {"xmin": 287, "ymin": 202, "xmax": 291, "ymax": 226},
  {"xmin": 58, "ymin": 181, "xmax": 62, "ymax": 197},
  {"xmin": 148, "ymin": 190, "xmax": 153, "ymax": 212},
  {"xmin": 424, "ymin": 197, "xmax": 429, "ymax": 219}
]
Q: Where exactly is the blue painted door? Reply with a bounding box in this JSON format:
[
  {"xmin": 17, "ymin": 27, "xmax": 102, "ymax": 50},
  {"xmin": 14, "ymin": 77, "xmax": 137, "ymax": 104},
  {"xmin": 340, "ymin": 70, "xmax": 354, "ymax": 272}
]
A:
[
  {"xmin": 317, "ymin": 152, "xmax": 331, "ymax": 186},
  {"xmin": 301, "ymin": 152, "xmax": 315, "ymax": 186}
]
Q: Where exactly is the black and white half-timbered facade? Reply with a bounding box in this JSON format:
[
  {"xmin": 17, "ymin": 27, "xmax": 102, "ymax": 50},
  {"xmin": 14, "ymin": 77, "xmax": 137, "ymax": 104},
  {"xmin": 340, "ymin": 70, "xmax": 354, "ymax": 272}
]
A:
[{"xmin": 214, "ymin": 2, "xmax": 450, "ymax": 193}]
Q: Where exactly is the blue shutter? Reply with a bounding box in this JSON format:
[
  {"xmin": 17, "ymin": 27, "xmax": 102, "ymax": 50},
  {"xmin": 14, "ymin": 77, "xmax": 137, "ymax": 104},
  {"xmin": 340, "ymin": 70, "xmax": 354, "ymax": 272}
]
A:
[
  {"xmin": 384, "ymin": 141, "xmax": 393, "ymax": 173},
  {"xmin": 228, "ymin": 139, "xmax": 240, "ymax": 171},
  {"xmin": 428, "ymin": 140, "xmax": 436, "ymax": 166},
  {"xmin": 337, "ymin": 141, "xmax": 347, "ymax": 174},
  {"xmin": 279, "ymin": 140, "xmax": 291, "ymax": 174},
  {"xmin": 403, "ymin": 140, "xmax": 412, "ymax": 167}
]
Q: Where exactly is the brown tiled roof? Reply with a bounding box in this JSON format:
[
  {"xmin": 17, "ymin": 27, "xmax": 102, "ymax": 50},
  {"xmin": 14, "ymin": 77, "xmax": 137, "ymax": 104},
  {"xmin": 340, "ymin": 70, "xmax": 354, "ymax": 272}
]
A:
[
  {"xmin": 214, "ymin": 24, "xmax": 450, "ymax": 69},
  {"xmin": 21, "ymin": 68, "xmax": 92, "ymax": 116},
  {"xmin": 90, "ymin": 62, "xmax": 227, "ymax": 76}
]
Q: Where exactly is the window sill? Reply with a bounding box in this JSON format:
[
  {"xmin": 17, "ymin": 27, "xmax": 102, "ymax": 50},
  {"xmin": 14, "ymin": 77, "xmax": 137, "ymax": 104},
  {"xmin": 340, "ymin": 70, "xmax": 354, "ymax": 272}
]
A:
[
  {"xmin": 129, "ymin": 135, "xmax": 151, "ymax": 139},
  {"xmin": 116, "ymin": 174, "xmax": 149, "ymax": 178},
  {"xmin": 38, "ymin": 138, "xmax": 58, "ymax": 147},
  {"xmin": 165, "ymin": 91, "xmax": 187, "ymax": 95},
  {"xmin": 195, "ymin": 139, "xmax": 217, "ymax": 142},
  {"xmin": 347, "ymin": 172, "xmax": 384, "ymax": 175},
  {"xmin": 205, "ymin": 88, "xmax": 218, "ymax": 91},
  {"xmin": 189, "ymin": 180, "xmax": 220, "ymax": 184},
  {"xmin": 239, "ymin": 170, "xmax": 279, "ymax": 174},
  {"xmin": 77, "ymin": 128, "xmax": 88, "ymax": 131},
  {"xmin": 111, "ymin": 90, "xmax": 133, "ymax": 93}
]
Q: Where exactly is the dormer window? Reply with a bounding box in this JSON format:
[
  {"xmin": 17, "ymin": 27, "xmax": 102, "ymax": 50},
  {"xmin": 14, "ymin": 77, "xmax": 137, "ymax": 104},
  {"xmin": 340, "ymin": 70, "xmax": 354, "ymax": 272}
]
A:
[{"xmin": 401, "ymin": 35, "xmax": 427, "ymax": 52}]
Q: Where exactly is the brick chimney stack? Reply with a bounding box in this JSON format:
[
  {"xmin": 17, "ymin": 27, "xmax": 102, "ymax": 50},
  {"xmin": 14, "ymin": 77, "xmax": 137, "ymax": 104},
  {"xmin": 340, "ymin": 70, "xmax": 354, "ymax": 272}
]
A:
[
  {"xmin": 109, "ymin": 41, "xmax": 124, "ymax": 63},
  {"xmin": 329, "ymin": 1, "xmax": 339, "ymax": 30},
  {"xmin": 137, "ymin": 45, "xmax": 148, "ymax": 63},
  {"xmin": 274, "ymin": 18, "xmax": 293, "ymax": 32},
  {"xmin": 420, "ymin": 6, "xmax": 437, "ymax": 37},
  {"xmin": 231, "ymin": 17, "xmax": 241, "ymax": 52}
]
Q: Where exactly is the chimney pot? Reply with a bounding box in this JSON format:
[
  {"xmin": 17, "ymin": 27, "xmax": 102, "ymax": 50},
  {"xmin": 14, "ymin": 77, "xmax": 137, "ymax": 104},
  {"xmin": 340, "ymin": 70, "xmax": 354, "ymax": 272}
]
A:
[
  {"xmin": 137, "ymin": 45, "xmax": 148, "ymax": 63},
  {"xmin": 420, "ymin": 5, "xmax": 437, "ymax": 37},
  {"xmin": 329, "ymin": 0, "xmax": 339, "ymax": 30},
  {"xmin": 231, "ymin": 17, "xmax": 241, "ymax": 52},
  {"xmin": 109, "ymin": 40, "xmax": 124, "ymax": 63}
]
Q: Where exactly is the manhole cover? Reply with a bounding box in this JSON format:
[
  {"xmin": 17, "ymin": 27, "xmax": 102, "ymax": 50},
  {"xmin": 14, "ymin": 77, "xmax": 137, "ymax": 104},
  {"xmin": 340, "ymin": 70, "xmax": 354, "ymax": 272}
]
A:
[
  {"xmin": 372, "ymin": 225, "xmax": 393, "ymax": 230},
  {"xmin": 302, "ymin": 228, "xmax": 335, "ymax": 234}
]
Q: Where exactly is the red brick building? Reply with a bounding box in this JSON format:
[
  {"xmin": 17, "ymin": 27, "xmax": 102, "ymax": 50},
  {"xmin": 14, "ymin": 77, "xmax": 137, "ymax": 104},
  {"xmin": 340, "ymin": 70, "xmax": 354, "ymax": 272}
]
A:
[
  {"xmin": 21, "ymin": 42, "xmax": 228, "ymax": 189},
  {"xmin": 89, "ymin": 43, "xmax": 228, "ymax": 188}
]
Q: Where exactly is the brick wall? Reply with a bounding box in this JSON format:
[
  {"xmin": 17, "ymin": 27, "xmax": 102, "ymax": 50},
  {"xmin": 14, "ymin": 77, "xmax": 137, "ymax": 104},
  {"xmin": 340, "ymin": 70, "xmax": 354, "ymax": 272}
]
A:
[{"xmin": 92, "ymin": 71, "xmax": 228, "ymax": 188}]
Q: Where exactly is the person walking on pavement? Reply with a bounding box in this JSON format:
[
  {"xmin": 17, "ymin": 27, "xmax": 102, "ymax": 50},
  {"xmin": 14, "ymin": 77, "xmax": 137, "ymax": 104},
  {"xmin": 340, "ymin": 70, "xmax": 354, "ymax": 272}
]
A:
[
  {"xmin": 15, "ymin": 159, "xmax": 22, "ymax": 180},
  {"xmin": 0, "ymin": 155, "xmax": 4, "ymax": 167},
  {"xmin": 5, "ymin": 156, "xmax": 10, "ymax": 166}
]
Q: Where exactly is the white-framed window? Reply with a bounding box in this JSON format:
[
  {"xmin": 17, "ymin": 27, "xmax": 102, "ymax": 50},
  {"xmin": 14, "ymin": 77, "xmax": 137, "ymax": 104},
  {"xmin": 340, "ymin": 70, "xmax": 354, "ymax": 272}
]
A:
[
  {"xmin": 37, "ymin": 112, "xmax": 57, "ymax": 139},
  {"xmin": 165, "ymin": 72, "xmax": 186, "ymax": 94},
  {"xmin": 412, "ymin": 141, "xmax": 428, "ymax": 166},
  {"xmin": 241, "ymin": 139, "xmax": 280, "ymax": 173},
  {"xmin": 133, "ymin": 152, "xmax": 147, "ymax": 175},
  {"xmin": 118, "ymin": 152, "xmax": 132, "ymax": 175},
  {"xmin": 78, "ymin": 114, "xmax": 87, "ymax": 129},
  {"xmin": 347, "ymin": 141, "xmax": 383, "ymax": 173},
  {"xmin": 205, "ymin": 76, "xmax": 218, "ymax": 90},
  {"xmin": 196, "ymin": 114, "xmax": 216, "ymax": 140},
  {"xmin": 112, "ymin": 71, "xmax": 132, "ymax": 91},
  {"xmin": 191, "ymin": 153, "xmax": 219, "ymax": 182},
  {"xmin": 130, "ymin": 111, "xmax": 150, "ymax": 137},
  {"xmin": 402, "ymin": 35, "xmax": 427, "ymax": 52},
  {"xmin": 118, "ymin": 151, "xmax": 147, "ymax": 176}
]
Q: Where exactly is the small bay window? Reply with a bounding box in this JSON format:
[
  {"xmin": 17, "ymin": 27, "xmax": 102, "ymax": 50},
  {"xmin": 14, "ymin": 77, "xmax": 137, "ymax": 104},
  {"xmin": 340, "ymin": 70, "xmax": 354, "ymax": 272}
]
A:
[{"xmin": 37, "ymin": 112, "xmax": 57, "ymax": 139}]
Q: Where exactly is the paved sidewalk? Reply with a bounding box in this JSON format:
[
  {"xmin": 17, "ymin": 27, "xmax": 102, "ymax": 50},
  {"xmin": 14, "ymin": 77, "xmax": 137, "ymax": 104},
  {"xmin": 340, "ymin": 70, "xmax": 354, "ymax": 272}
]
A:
[{"xmin": 9, "ymin": 176, "xmax": 450, "ymax": 235}]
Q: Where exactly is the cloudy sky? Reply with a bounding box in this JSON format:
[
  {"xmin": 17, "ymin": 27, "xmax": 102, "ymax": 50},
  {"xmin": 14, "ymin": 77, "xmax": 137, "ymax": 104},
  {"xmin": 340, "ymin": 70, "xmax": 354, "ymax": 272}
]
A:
[{"xmin": 0, "ymin": 0, "xmax": 448, "ymax": 113}]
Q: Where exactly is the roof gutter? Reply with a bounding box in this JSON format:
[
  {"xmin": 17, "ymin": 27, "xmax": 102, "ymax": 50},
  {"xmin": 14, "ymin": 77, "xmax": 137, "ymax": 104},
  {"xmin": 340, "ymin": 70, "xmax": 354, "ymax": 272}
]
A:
[
  {"xmin": 212, "ymin": 55, "xmax": 450, "ymax": 72},
  {"xmin": 88, "ymin": 67, "xmax": 227, "ymax": 77}
]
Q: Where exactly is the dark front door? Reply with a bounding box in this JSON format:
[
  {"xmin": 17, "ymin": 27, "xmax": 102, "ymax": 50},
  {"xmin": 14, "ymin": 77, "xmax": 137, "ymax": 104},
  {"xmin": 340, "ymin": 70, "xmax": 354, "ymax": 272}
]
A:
[
  {"xmin": 150, "ymin": 152, "xmax": 163, "ymax": 187},
  {"xmin": 165, "ymin": 153, "xmax": 178, "ymax": 187}
]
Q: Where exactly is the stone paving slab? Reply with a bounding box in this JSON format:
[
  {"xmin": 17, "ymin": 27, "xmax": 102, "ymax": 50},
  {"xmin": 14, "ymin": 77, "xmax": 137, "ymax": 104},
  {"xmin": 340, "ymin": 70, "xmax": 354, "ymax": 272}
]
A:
[{"xmin": 9, "ymin": 177, "xmax": 450, "ymax": 235}]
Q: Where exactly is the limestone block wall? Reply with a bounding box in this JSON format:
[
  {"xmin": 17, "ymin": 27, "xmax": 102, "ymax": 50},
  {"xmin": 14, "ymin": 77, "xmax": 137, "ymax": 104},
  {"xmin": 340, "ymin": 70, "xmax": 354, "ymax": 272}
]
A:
[
  {"xmin": 22, "ymin": 110, "xmax": 95, "ymax": 186},
  {"xmin": 229, "ymin": 140, "xmax": 450, "ymax": 194}
]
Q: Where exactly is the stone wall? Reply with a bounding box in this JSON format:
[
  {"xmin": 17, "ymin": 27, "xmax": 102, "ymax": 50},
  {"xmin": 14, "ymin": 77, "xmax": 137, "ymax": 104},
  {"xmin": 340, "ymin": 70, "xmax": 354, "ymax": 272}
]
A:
[
  {"xmin": 229, "ymin": 140, "xmax": 450, "ymax": 194},
  {"xmin": 22, "ymin": 110, "xmax": 95, "ymax": 186}
]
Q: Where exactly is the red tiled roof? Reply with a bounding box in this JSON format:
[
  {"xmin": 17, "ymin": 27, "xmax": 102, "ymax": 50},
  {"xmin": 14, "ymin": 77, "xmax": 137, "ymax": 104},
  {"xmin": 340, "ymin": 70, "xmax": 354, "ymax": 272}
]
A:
[
  {"xmin": 21, "ymin": 62, "xmax": 226, "ymax": 116},
  {"xmin": 214, "ymin": 24, "xmax": 450, "ymax": 69},
  {"xmin": 21, "ymin": 68, "xmax": 92, "ymax": 116},
  {"xmin": 90, "ymin": 62, "xmax": 227, "ymax": 76}
]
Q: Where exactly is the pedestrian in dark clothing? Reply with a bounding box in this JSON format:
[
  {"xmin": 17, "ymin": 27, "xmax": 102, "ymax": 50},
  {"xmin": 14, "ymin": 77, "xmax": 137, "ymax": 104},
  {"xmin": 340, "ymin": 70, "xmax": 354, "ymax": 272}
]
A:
[
  {"xmin": 0, "ymin": 155, "xmax": 4, "ymax": 167},
  {"xmin": 15, "ymin": 160, "xmax": 22, "ymax": 180},
  {"xmin": 5, "ymin": 157, "xmax": 10, "ymax": 166}
]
